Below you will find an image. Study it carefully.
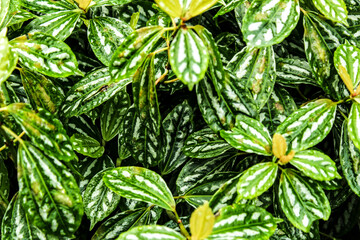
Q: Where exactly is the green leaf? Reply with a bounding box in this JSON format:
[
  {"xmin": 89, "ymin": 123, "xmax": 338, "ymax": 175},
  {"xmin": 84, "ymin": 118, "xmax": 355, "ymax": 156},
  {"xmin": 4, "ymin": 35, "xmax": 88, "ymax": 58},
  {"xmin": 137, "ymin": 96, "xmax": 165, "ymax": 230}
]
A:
[
  {"xmin": 169, "ymin": 28, "xmax": 209, "ymax": 90},
  {"xmin": 17, "ymin": 142, "xmax": 83, "ymax": 237},
  {"xmin": 340, "ymin": 120, "xmax": 360, "ymax": 196},
  {"xmin": 207, "ymin": 204, "xmax": 280, "ymax": 239},
  {"xmin": 25, "ymin": 10, "xmax": 82, "ymax": 41},
  {"xmin": 70, "ymin": 133, "xmax": 105, "ymax": 158},
  {"xmin": 92, "ymin": 208, "xmax": 151, "ymax": 240},
  {"xmin": 0, "ymin": 36, "xmax": 18, "ymax": 85},
  {"xmin": 227, "ymin": 46, "xmax": 276, "ymax": 111},
  {"xmin": 160, "ymin": 100, "xmax": 193, "ymax": 175},
  {"xmin": 214, "ymin": 0, "xmax": 243, "ymax": 18},
  {"xmin": 84, "ymin": 169, "xmax": 121, "ymax": 230},
  {"xmin": 8, "ymin": 9, "xmax": 36, "ymax": 27},
  {"xmin": 275, "ymin": 99, "xmax": 337, "ymax": 152},
  {"xmin": 116, "ymin": 225, "xmax": 186, "ymax": 240},
  {"xmin": 0, "ymin": 159, "xmax": 9, "ymax": 199},
  {"xmin": 7, "ymin": 103, "xmax": 76, "ymax": 162},
  {"xmin": 89, "ymin": 0, "xmax": 132, "ymax": 8},
  {"xmin": 78, "ymin": 155, "xmax": 114, "ymax": 194},
  {"xmin": 21, "ymin": 0, "xmax": 77, "ymax": 13},
  {"xmin": 312, "ymin": 0, "xmax": 348, "ymax": 25},
  {"xmin": 334, "ymin": 42, "xmax": 360, "ymax": 93},
  {"xmin": 209, "ymin": 174, "xmax": 241, "ymax": 213},
  {"xmin": 196, "ymin": 75, "xmax": 235, "ymax": 132},
  {"xmin": 237, "ymin": 162, "xmax": 278, "ymax": 199},
  {"xmin": 88, "ymin": 17, "xmax": 132, "ymax": 66},
  {"xmin": 100, "ymin": 91, "xmax": 130, "ymax": 141},
  {"xmin": 276, "ymin": 58, "xmax": 319, "ymax": 87},
  {"xmin": 290, "ymin": 150, "xmax": 341, "ymax": 181},
  {"xmin": 0, "ymin": 0, "xmax": 10, "ymax": 30},
  {"xmin": 278, "ymin": 169, "xmax": 331, "ymax": 232},
  {"xmin": 348, "ymin": 102, "xmax": 360, "ymax": 150},
  {"xmin": 10, "ymin": 32, "xmax": 81, "ymax": 78},
  {"xmin": 242, "ymin": 0, "xmax": 300, "ymax": 47},
  {"xmin": 110, "ymin": 26, "xmax": 164, "ymax": 81},
  {"xmin": 220, "ymin": 114, "xmax": 272, "ymax": 156},
  {"xmin": 118, "ymin": 118, "xmax": 131, "ymax": 160},
  {"xmin": 62, "ymin": 68, "xmax": 131, "ymax": 118},
  {"xmin": 20, "ymin": 68, "xmax": 65, "ymax": 113},
  {"xmin": 103, "ymin": 167, "xmax": 176, "ymax": 211},
  {"xmin": 183, "ymin": 128, "xmax": 232, "ymax": 159}
]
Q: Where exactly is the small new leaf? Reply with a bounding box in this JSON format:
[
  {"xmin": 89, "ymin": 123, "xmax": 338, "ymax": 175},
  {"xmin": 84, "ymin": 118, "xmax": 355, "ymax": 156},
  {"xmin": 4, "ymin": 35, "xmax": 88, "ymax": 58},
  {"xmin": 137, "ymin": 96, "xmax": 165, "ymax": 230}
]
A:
[
  {"xmin": 272, "ymin": 133, "xmax": 287, "ymax": 158},
  {"xmin": 190, "ymin": 201, "xmax": 215, "ymax": 240}
]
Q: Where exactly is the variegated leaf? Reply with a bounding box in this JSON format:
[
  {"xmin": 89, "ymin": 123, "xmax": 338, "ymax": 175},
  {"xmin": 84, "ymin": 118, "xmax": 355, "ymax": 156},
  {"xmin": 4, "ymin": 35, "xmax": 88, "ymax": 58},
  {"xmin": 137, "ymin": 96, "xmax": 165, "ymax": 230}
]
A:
[
  {"xmin": 348, "ymin": 102, "xmax": 360, "ymax": 150},
  {"xmin": 0, "ymin": 159, "xmax": 9, "ymax": 199},
  {"xmin": 1, "ymin": 194, "xmax": 59, "ymax": 240},
  {"xmin": 279, "ymin": 169, "xmax": 331, "ymax": 232},
  {"xmin": 88, "ymin": 17, "xmax": 132, "ymax": 66},
  {"xmin": 20, "ymin": 68, "xmax": 65, "ymax": 113},
  {"xmin": 183, "ymin": 172, "xmax": 238, "ymax": 208},
  {"xmin": 160, "ymin": 100, "xmax": 193, "ymax": 175},
  {"xmin": 209, "ymin": 174, "xmax": 241, "ymax": 213},
  {"xmin": 290, "ymin": 150, "xmax": 341, "ymax": 181},
  {"xmin": 169, "ymin": 28, "xmax": 209, "ymax": 90},
  {"xmin": 340, "ymin": 120, "xmax": 360, "ymax": 196},
  {"xmin": 275, "ymin": 99, "xmax": 337, "ymax": 152},
  {"xmin": 62, "ymin": 68, "xmax": 131, "ymax": 118},
  {"xmin": 71, "ymin": 133, "xmax": 104, "ymax": 158},
  {"xmin": 103, "ymin": 167, "xmax": 176, "ymax": 211},
  {"xmin": 7, "ymin": 103, "xmax": 76, "ymax": 162},
  {"xmin": 227, "ymin": 46, "xmax": 276, "ymax": 111},
  {"xmin": 196, "ymin": 75, "xmax": 235, "ymax": 132},
  {"xmin": 25, "ymin": 10, "xmax": 82, "ymax": 41},
  {"xmin": 313, "ymin": 0, "xmax": 348, "ymax": 25},
  {"xmin": 116, "ymin": 225, "xmax": 186, "ymax": 240},
  {"xmin": 18, "ymin": 142, "xmax": 83, "ymax": 236},
  {"xmin": 118, "ymin": 118, "xmax": 131, "ymax": 160},
  {"xmin": 100, "ymin": 91, "xmax": 130, "ymax": 141},
  {"xmin": 0, "ymin": 36, "xmax": 18, "ymax": 85},
  {"xmin": 237, "ymin": 162, "xmax": 278, "ymax": 199},
  {"xmin": 214, "ymin": 0, "xmax": 243, "ymax": 18},
  {"xmin": 220, "ymin": 114, "xmax": 272, "ymax": 156},
  {"xmin": 242, "ymin": 0, "xmax": 300, "ymax": 47},
  {"xmin": 10, "ymin": 32, "xmax": 81, "ymax": 78},
  {"xmin": 0, "ymin": 0, "xmax": 10, "ymax": 30},
  {"xmin": 183, "ymin": 128, "xmax": 232, "ymax": 159},
  {"xmin": 21, "ymin": 0, "xmax": 77, "ymax": 13},
  {"xmin": 89, "ymin": 0, "xmax": 132, "ymax": 8},
  {"xmin": 8, "ymin": 9, "xmax": 36, "ymax": 26},
  {"xmin": 92, "ymin": 208, "xmax": 151, "ymax": 240},
  {"xmin": 303, "ymin": 13, "xmax": 342, "ymax": 87},
  {"xmin": 276, "ymin": 58, "xmax": 319, "ymax": 87},
  {"xmin": 78, "ymin": 155, "xmax": 114, "ymax": 194},
  {"xmin": 334, "ymin": 42, "xmax": 360, "ymax": 93},
  {"xmin": 110, "ymin": 26, "xmax": 164, "ymax": 81},
  {"xmin": 207, "ymin": 204, "xmax": 280, "ymax": 239},
  {"xmin": 84, "ymin": 169, "xmax": 121, "ymax": 230}
]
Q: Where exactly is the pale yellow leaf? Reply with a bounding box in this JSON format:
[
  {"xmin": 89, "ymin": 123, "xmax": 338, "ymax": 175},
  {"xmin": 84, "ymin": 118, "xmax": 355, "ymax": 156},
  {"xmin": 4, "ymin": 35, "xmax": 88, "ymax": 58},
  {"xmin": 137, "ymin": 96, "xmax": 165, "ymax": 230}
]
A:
[
  {"xmin": 184, "ymin": 0, "xmax": 218, "ymax": 20},
  {"xmin": 190, "ymin": 201, "xmax": 215, "ymax": 240},
  {"xmin": 155, "ymin": 0, "xmax": 183, "ymax": 18},
  {"xmin": 272, "ymin": 133, "xmax": 287, "ymax": 159}
]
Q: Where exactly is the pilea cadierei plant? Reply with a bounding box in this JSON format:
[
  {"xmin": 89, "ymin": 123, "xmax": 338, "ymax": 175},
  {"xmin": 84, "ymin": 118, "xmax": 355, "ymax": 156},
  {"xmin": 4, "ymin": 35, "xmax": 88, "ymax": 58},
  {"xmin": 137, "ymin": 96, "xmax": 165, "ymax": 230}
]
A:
[{"xmin": 1, "ymin": 0, "xmax": 360, "ymax": 239}]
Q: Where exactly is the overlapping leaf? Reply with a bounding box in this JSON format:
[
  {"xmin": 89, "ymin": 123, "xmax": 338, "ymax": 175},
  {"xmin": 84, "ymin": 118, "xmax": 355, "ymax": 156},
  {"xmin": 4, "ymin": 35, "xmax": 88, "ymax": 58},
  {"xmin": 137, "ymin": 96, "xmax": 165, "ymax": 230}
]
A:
[
  {"xmin": 290, "ymin": 150, "xmax": 340, "ymax": 181},
  {"xmin": 25, "ymin": 10, "xmax": 82, "ymax": 41},
  {"xmin": 62, "ymin": 68, "xmax": 131, "ymax": 118},
  {"xmin": 71, "ymin": 133, "xmax": 105, "ymax": 158},
  {"xmin": 88, "ymin": 17, "xmax": 132, "ymax": 66},
  {"xmin": 0, "ymin": 35, "xmax": 18, "ymax": 85},
  {"xmin": 110, "ymin": 26, "xmax": 164, "ymax": 81},
  {"xmin": 313, "ymin": 0, "xmax": 348, "ymax": 25},
  {"xmin": 169, "ymin": 28, "xmax": 209, "ymax": 90},
  {"xmin": 10, "ymin": 32, "xmax": 81, "ymax": 78},
  {"xmin": 227, "ymin": 46, "xmax": 276, "ymax": 111},
  {"xmin": 17, "ymin": 142, "xmax": 83, "ymax": 236},
  {"xmin": 103, "ymin": 167, "xmax": 176, "ymax": 211},
  {"xmin": 348, "ymin": 102, "xmax": 360, "ymax": 150},
  {"xmin": 160, "ymin": 100, "xmax": 193, "ymax": 175},
  {"xmin": 100, "ymin": 91, "xmax": 130, "ymax": 141},
  {"xmin": 237, "ymin": 162, "xmax": 278, "ymax": 199},
  {"xmin": 220, "ymin": 114, "xmax": 272, "ymax": 155},
  {"xmin": 84, "ymin": 169, "xmax": 121, "ymax": 230},
  {"xmin": 242, "ymin": 0, "xmax": 300, "ymax": 47},
  {"xmin": 21, "ymin": 0, "xmax": 77, "ymax": 13},
  {"xmin": 275, "ymin": 99, "xmax": 337, "ymax": 151},
  {"xmin": 207, "ymin": 204, "xmax": 280, "ymax": 239},
  {"xmin": 278, "ymin": 169, "xmax": 331, "ymax": 232},
  {"xmin": 183, "ymin": 128, "xmax": 232, "ymax": 159},
  {"xmin": 116, "ymin": 225, "xmax": 186, "ymax": 240},
  {"xmin": 6, "ymin": 103, "xmax": 76, "ymax": 162}
]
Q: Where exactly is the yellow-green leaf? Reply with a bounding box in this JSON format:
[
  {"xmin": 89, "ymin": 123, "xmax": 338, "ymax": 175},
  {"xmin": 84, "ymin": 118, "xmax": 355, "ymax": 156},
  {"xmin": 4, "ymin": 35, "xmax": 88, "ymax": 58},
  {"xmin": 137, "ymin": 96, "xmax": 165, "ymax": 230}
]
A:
[{"xmin": 190, "ymin": 201, "xmax": 215, "ymax": 240}]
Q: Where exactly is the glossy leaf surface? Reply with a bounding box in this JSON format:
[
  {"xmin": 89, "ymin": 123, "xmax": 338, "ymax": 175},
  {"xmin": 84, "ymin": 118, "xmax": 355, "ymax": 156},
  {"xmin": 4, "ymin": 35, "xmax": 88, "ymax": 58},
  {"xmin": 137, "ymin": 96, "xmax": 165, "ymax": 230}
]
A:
[
  {"xmin": 71, "ymin": 133, "xmax": 104, "ymax": 158},
  {"xmin": 116, "ymin": 225, "xmax": 186, "ymax": 240},
  {"xmin": 313, "ymin": 0, "xmax": 348, "ymax": 24},
  {"xmin": 348, "ymin": 102, "xmax": 360, "ymax": 150}
]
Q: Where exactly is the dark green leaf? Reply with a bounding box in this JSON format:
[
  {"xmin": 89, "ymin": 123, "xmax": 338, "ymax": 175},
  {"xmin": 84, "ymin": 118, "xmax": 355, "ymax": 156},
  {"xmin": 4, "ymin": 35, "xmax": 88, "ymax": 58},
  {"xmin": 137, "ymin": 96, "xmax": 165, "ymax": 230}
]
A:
[{"xmin": 71, "ymin": 133, "xmax": 105, "ymax": 158}]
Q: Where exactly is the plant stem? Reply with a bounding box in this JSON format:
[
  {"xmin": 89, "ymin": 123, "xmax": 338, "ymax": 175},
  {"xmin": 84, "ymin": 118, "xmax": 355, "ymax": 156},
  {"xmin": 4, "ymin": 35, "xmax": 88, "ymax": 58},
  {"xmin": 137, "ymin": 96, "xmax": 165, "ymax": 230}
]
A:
[
  {"xmin": 1, "ymin": 125, "xmax": 24, "ymax": 144},
  {"xmin": 155, "ymin": 69, "xmax": 169, "ymax": 85},
  {"xmin": 173, "ymin": 209, "xmax": 191, "ymax": 239},
  {"xmin": 0, "ymin": 131, "xmax": 25, "ymax": 152},
  {"xmin": 152, "ymin": 47, "xmax": 169, "ymax": 55},
  {"xmin": 320, "ymin": 232, "xmax": 338, "ymax": 240},
  {"xmin": 164, "ymin": 78, "xmax": 179, "ymax": 84}
]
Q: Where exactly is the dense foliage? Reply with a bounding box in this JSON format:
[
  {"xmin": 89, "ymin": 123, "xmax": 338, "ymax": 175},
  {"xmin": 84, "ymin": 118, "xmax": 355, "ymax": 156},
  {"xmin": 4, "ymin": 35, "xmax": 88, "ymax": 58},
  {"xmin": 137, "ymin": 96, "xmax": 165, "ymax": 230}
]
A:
[{"xmin": 1, "ymin": 0, "xmax": 360, "ymax": 239}]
